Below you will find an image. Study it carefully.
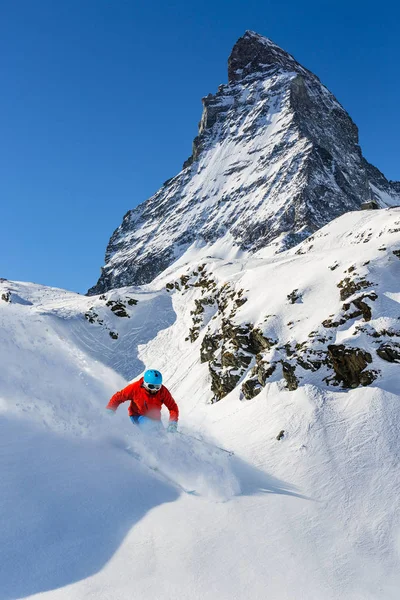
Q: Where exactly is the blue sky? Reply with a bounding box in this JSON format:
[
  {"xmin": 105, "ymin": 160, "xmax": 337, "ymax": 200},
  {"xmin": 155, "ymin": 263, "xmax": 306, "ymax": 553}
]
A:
[{"xmin": 1, "ymin": 0, "xmax": 399, "ymax": 293}]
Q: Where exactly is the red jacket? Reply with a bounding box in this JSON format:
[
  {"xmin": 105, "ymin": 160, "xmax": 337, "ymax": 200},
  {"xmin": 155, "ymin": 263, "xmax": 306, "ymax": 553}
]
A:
[{"xmin": 106, "ymin": 378, "xmax": 179, "ymax": 422}]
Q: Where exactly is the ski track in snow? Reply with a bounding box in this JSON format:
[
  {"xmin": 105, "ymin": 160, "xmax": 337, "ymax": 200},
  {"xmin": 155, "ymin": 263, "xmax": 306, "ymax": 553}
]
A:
[{"xmin": 0, "ymin": 209, "xmax": 400, "ymax": 599}]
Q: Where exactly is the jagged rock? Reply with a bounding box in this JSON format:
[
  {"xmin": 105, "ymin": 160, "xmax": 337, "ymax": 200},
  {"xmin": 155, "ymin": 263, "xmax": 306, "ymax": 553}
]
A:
[
  {"xmin": 200, "ymin": 334, "xmax": 221, "ymax": 363},
  {"xmin": 287, "ymin": 289, "xmax": 302, "ymax": 304},
  {"xmin": 109, "ymin": 331, "xmax": 118, "ymax": 340},
  {"xmin": 376, "ymin": 342, "xmax": 400, "ymax": 363},
  {"xmin": 360, "ymin": 201, "xmax": 379, "ymax": 210},
  {"xmin": 1, "ymin": 292, "xmax": 11, "ymax": 303},
  {"xmin": 242, "ymin": 379, "xmax": 262, "ymax": 400},
  {"xmin": 342, "ymin": 294, "xmax": 377, "ymax": 322},
  {"xmin": 191, "ymin": 296, "xmax": 215, "ymax": 316},
  {"xmin": 251, "ymin": 360, "xmax": 276, "ymax": 385},
  {"xmin": 106, "ymin": 300, "xmax": 130, "ymax": 318},
  {"xmin": 84, "ymin": 308, "xmax": 104, "ymax": 326},
  {"xmin": 281, "ymin": 362, "xmax": 299, "ymax": 390},
  {"xmin": 248, "ymin": 328, "xmax": 275, "ymax": 353},
  {"xmin": 337, "ymin": 277, "xmax": 374, "ymax": 301},
  {"xmin": 327, "ymin": 345, "xmax": 376, "ymax": 388},
  {"xmin": 235, "ymin": 296, "xmax": 248, "ymax": 308},
  {"xmin": 276, "ymin": 430, "xmax": 285, "ymax": 441},
  {"xmin": 322, "ymin": 316, "xmax": 347, "ymax": 328},
  {"xmin": 221, "ymin": 350, "xmax": 251, "ymax": 369},
  {"xmin": 88, "ymin": 31, "xmax": 399, "ymax": 295},
  {"xmin": 209, "ymin": 365, "xmax": 241, "ymax": 402},
  {"xmin": 188, "ymin": 326, "xmax": 201, "ymax": 343},
  {"xmin": 393, "ymin": 250, "xmax": 400, "ymax": 259},
  {"xmin": 323, "ymin": 292, "xmax": 378, "ymax": 328}
]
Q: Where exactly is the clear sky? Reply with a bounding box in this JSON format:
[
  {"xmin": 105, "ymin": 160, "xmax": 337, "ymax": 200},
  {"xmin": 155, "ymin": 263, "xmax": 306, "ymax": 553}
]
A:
[{"xmin": 1, "ymin": 0, "xmax": 399, "ymax": 293}]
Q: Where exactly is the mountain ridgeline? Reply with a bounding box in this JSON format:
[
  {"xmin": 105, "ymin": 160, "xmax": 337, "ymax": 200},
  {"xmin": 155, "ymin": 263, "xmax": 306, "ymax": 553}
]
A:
[{"xmin": 88, "ymin": 31, "xmax": 399, "ymax": 295}]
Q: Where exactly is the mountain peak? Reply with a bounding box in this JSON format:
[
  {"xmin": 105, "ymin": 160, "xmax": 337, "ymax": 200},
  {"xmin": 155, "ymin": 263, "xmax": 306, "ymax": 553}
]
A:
[
  {"xmin": 228, "ymin": 30, "xmax": 302, "ymax": 82},
  {"xmin": 88, "ymin": 33, "xmax": 400, "ymax": 295}
]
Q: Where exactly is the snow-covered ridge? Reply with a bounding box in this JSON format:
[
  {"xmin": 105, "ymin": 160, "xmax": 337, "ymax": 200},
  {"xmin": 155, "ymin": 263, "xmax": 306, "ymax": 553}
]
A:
[
  {"xmin": 1, "ymin": 208, "xmax": 400, "ymax": 599},
  {"xmin": 89, "ymin": 31, "xmax": 400, "ymax": 294},
  {"xmin": 142, "ymin": 207, "xmax": 400, "ymax": 403},
  {"xmin": 3, "ymin": 208, "xmax": 398, "ymax": 421}
]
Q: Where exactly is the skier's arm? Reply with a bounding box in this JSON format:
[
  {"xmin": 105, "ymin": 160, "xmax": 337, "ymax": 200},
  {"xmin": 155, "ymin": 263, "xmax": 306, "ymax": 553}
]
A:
[
  {"xmin": 162, "ymin": 388, "xmax": 179, "ymax": 422},
  {"xmin": 106, "ymin": 382, "xmax": 136, "ymax": 412}
]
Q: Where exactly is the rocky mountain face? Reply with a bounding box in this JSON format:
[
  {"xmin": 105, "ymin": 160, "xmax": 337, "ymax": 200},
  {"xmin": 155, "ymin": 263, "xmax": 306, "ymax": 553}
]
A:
[
  {"xmin": 143, "ymin": 207, "xmax": 400, "ymax": 403},
  {"xmin": 89, "ymin": 31, "xmax": 400, "ymax": 295}
]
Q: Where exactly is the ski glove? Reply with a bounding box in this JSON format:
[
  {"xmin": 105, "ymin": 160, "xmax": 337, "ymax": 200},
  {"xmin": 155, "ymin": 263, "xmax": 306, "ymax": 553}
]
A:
[{"xmin": 167, "ymin": 421, "xmax": 178, "ymax": 433}]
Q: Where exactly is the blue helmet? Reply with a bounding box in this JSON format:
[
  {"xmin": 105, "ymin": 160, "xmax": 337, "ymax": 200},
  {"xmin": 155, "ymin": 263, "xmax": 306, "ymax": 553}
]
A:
[{"xmin": 143, "ymin": 369, "xmax": 163, "ymax": 392}]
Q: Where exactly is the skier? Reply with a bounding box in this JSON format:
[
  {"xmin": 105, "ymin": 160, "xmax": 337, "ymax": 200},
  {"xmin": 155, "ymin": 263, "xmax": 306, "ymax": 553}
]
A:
[{"xmin": 106, "ymin": 369, "xmax": 179, "ymax": 433}]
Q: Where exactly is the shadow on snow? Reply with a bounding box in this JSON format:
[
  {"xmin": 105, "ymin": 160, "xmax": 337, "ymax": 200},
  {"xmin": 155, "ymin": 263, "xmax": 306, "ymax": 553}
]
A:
[{"xmin": 0, "ymin": 417, "xmax": 308, "ymax": 600}]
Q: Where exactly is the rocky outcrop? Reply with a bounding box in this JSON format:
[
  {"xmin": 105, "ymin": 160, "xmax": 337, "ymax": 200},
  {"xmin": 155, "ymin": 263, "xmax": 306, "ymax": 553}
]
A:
[
  {"xmin": 282, "ymin": 362, "xmax": 299, "ymax": 390},
  {"xmin": 89, "ymin": 31, "xmax": 400, "ymax": 294},
  {"xmin": 201, "ymin": 319, "xmax": 273, "ymax": 402},
  {"xmin": 287, "ymin": 289, "xmax": 302, "ymax": 304},
  {"xmin": 84, "ymin": 294, "xmax": 138, "ymax": 339},
  {"xmin": 326, "ymin": 345, "xmax": 377, "ymax": 387},
  {"xmin": 162, "ymin": 249, "xmax": 394, "ymax": 401},
  {"xmin": 337, "ymin": 276, "xmax": 375, "ymax": 302},
  {"xmin": 376, "ymin": 342, "xmax": 400, "ymax": 363}
]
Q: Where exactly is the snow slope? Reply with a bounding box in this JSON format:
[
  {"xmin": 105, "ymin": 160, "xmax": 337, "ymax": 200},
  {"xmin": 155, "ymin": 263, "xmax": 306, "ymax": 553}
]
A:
[{"xmin": 1, "ymin": 208, "xmax": 400, "ymax": 599}]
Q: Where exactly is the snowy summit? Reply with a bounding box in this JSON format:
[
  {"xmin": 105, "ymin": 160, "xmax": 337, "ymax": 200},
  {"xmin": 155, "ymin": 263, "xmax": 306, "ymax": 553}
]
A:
[{"xmin": 89, "ymin": 30, "xmax": 400, "ymax": 293}]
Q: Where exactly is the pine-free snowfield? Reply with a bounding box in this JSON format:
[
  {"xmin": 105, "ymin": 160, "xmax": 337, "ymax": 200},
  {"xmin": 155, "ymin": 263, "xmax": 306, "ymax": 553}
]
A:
[{"xmin": 1, "ymin": 209, "xmax": 400, "ymax": 600}]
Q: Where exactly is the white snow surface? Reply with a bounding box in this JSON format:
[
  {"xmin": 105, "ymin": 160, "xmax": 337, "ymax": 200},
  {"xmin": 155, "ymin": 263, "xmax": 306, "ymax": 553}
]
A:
[{"xmin": 1, "ymin": 208, "xmax": 400, "ymax": 599}]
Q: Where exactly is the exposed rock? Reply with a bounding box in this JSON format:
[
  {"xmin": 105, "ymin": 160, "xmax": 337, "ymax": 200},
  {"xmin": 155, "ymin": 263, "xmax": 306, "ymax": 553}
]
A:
[
  {"xmin": 1, "ymin": 292, "xmax": 11, "ymax": 303},
  {"xmin": 200, "ymin": 334, "xmax": 221, "ymax": 363},
  {"xmin": 342, "ymin": 294, "xmax": 377, "ymax": 322},
  {"xmin": 376, "ymin": 342, "xmax": 400, "ymax": 363},
  {"xmin": 393, "ymin": 250, "xmax": 400, "ymax": 259},
  {"xmin": 327, "ymin": 344, "xmax": 376, "ymax": 388},
  {"xmin": 281, "ymin": 362, "xmax": 299, "ymax": 390},
  {"xmin": 276, "ymin": 430, "xmax": 285, "ymax": 441},
  {"xmin": 287, "ymin": 289, "xmax": 302, "ymax": 304},
  {"xmin": 85, "ymin": 308, "xmax": 101, "ymax": 324},
  {"xmin": 209, "ymin": 365, "xmax": 241, "ymax": 403},
  {"xmin": 106, "ymin": 301, "xmax": 130, "ymax": 318},
  {"xmin": 360, "ymin": 201, "xmax": 379, "ymax": 210},
  {"xmin": 109, "ymin": 331, "xmax": 118, "ymax": 340},
  {"xmin": 251, "ymin": 360, "xmax": 276, "ymax": 385},
  {"xmin": 248, "ymin": 328, "xmax": 275, "ymax": 353},
  {"xmin": 337, "ymin": 277, "xmax": 374, "ymax": 301},
  {"xmin": 242, "ymin": 378, "xmax": 262, "ymax": 400}
]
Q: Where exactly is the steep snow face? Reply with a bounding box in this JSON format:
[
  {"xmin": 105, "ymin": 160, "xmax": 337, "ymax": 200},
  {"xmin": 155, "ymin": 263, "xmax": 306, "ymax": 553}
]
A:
[
  {"xmin": 1, "ymin": 209, "xmax": 400, "ymax": 600},
  {"xmin": 141, "ymin": 207, "xmax": 400, "ymax": 405},
  {"xmin": 89, "ymin": 30, "xmax": 400, "ymax": 294}
]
